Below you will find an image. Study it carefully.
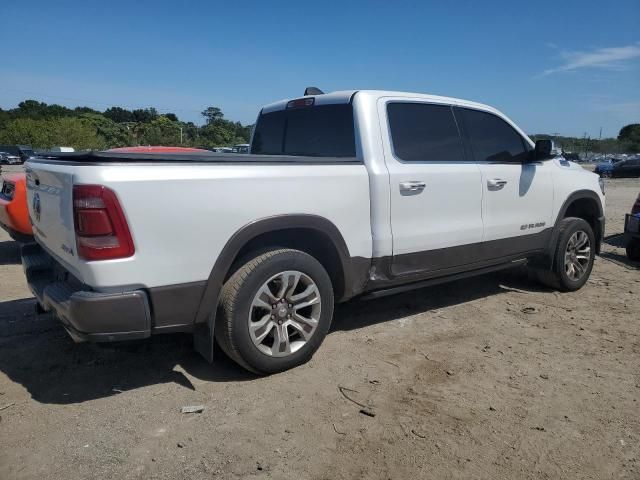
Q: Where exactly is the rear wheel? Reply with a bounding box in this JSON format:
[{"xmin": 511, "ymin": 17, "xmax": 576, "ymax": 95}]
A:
[
  {"xmin": 535, "ymin": 217, "xmax": 595, "ymax": 291},
  {"xmin": 627, "ymin": 238, "xmax": 640, "ymax": 261},
  {"xmin": 215, "ymin": 248, "xmax": 334, "ymax": 374}
]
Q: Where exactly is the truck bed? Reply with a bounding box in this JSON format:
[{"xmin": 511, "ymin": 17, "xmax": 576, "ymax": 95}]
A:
[{"xmin": 24, "ymin": 153, "xmax": 372, "ymax": 299}]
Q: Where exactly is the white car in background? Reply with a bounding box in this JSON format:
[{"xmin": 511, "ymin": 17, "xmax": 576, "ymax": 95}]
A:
[
  {"xmin": 48, "ymin": 146, "xmax": 75, "ymax": 152},
  {"xmin": 232, "ymin": 143, "xmax": 250, "ymax": 153},
  {"xmin": 0, "ymin": 152, "xmax": 21, "ymax": 165}
]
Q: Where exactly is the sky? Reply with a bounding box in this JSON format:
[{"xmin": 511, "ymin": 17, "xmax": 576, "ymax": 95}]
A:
[{"xmin": 0, "ymin": 0, "xmax": 638, "ymax": 137}]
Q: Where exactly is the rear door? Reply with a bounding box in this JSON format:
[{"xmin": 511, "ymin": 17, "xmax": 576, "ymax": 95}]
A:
[
  {"xmin": 379, "ymin": 99, "xmax": 484, "ymax": 276},
  {"xmin": 455, "ymin": 107, "xmax": 554, "ymax": 257}
]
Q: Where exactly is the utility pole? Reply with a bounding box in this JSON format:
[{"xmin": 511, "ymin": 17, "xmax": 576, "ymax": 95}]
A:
[{"xmin": 583, "ymin": 132, "xmax": 589, "ymax": 158}]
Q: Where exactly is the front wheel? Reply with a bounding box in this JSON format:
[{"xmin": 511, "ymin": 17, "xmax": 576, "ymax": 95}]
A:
[
  {"xmin": 535, "ymin": 217, "xmax": 596, "ymax": 291},
  {"xmin": 215, "ymin": 248, "xmax": 334, "ymax": 374}
]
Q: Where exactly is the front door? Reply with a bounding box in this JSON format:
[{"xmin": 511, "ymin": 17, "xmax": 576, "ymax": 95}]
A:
[
  {"xmin": 380, "ymin": 99, "xmax": 484, "ymax": 277},
  {"xmin": 455, "ymin": 107, "xmax": 554, "ymax": 258}
]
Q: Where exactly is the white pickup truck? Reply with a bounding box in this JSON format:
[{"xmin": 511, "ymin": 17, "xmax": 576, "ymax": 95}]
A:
[{"xmin": 22, "ymin": 89, "xmax": 605, "ymax": 374}]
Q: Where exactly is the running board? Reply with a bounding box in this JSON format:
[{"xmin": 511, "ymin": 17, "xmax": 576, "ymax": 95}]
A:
[{"xmin": 359, "ymin": 259, "xmax": 527, "ymax": 301}]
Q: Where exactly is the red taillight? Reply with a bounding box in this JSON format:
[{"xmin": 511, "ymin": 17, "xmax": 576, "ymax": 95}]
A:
[{"xmin": 73, "ymin": 185, "xmax": 134, "ymax": 260}]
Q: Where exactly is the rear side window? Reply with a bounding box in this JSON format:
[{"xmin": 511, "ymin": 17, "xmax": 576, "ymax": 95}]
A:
[
  {"xmin": 459, "ymin": 108, "xmax": 528, "ymax": 162},
  {"xmin": 251, "ymin": 104, "xmax": 356, "ymax": 157},
  {"xmin": 387, "ymin": 103, "xmax": 464, "ymax": 162}
]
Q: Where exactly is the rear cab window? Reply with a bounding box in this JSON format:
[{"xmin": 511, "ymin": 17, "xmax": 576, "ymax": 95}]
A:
[{"xmin": 251, "ymin": 103, "xmax": 356, "ymax": 158}]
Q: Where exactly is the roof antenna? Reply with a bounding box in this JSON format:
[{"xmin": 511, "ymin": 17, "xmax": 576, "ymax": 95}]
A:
[{"xmin": 304, "ymin": 87, "xmax": 324, "ymax": 96}]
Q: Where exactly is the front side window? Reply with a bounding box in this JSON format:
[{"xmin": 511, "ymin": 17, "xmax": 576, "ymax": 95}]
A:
[
  {"xmin": 251, "ymin": 104, "xmax": 356, "ymax": 157},
  {"xmin": 459, "ymin": 108, "xmax": 528, "ymax": 162},
  {"xmin": 387, "ymin": 102, "xmax": 464, "ymax": 162}
]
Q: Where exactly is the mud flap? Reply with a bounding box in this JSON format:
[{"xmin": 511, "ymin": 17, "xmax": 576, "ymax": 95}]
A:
[{"xmin": 193, "ymin": 314, "xmax": 216, "ymax": 363}]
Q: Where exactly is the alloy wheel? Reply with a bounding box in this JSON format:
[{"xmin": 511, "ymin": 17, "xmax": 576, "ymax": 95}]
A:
[
  {"xmin": 248, "ymin": 270, "xmax": 321, "ymax": 357},
  {"xmin": 564, "ymin": 230, "xmax": 591, "ymax": 281}
]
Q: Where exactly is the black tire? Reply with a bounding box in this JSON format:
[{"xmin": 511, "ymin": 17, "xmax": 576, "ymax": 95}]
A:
[
  {"xmin": 535, "ymin": 217, "xmax": 596, "ymax": 292},
  {"xmin": 626, "ymin": 238, "xmax": 640, "ymax": 261},
  {"xmin": 215, "ymin": 248, "xmax": 334, "ymax": 375}
]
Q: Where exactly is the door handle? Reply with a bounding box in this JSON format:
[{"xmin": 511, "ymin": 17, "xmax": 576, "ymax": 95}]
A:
[
  {"xmin": 487, "ymin": 178, "xmax": 508, "ymax": 190},
  {"xmin": 399, "ymin": 181, "xmax": 426, "ymax": 193}
]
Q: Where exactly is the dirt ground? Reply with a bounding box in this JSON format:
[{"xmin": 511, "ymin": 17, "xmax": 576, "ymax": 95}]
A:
[{"xmin": 0, "ymin": 173, "xmax": 638, "ymax": 480}]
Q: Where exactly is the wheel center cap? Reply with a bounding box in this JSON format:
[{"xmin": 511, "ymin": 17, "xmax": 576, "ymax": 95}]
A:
[{"xmin": 277, "ymin": 306, "xmax": 288, "ymax": 318}]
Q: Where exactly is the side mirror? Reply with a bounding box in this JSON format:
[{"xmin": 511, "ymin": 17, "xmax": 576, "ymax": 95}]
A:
[{"xmin": 534, "ymin": 139, "xmax": 554, "ymax": 160}]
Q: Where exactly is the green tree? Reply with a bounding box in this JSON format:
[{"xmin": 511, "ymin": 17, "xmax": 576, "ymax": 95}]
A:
[
  {"xmin": 198, "ymin": 121, "xmax": 238, "ymax": 147},
  {"xmin": 618, "ymin": 124, "xmax": 640, "ymax": 141},
  {"xmin": 15, "ymin": 100, "xmax": 49, "ymax": 119},
  {"xmin": 0, "ymin": 117, "xmax": 105, "ymax": 150},
  {"xmin": 0, "ymin": 108, "xmax": 9, "ymax": 130},
  {"xmin": 0, "ymin": 98, "xmax": 253, "ymax": 151},
  {"xmin": 132, "ymin": 108, "xmax": 159, "ymax": 123},
  {"xmin": 182, "ymin": 121, "xmax": 199, "ymax": 145},
  {"xmin": 201, "ymin": 106, "xmax": 223, "ymax": 125},
  {"xmin": 137, "ymin": 116, "xmax": 181, "ymax": 145},
  {"xmin": 74, "ymin": 106, "xmax": 100, "ymax": 115},
  {"xmin": 104, "ymin": 106, "xmax": 135, "ymax": 123},
  {"xmin": 618, "ymin": 124, "xmax": 640, "ymax": 152},
  {"xmin": 11, "ymin": 100, "xmax": 77, "ymax": 119},
  {"xmin": 80, "ymin": 113, "xmax": 131, "ymax": 147},
  {"xmin": 45, "ymin": 104, "xmax": 74, "ymax": 118}
]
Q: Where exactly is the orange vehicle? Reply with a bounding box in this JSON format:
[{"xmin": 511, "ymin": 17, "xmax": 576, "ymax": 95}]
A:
[
  {"xmin": 0, "ymin": 147, "xmax": 210, "ymax": 242},
  {"xmin": 0, "ymin": 172, "xmax": 32, "ymax": 242}
]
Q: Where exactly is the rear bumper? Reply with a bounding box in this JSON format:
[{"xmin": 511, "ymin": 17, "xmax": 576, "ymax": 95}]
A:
[{"xmin": 22, "ymin": 243, "xmax": 151, "ymax": 342}]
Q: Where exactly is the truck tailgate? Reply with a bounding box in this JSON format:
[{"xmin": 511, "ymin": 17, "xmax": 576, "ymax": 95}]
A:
[{"xmin": 25, "ymin": 165, "xmax": 78, "ymax": 270}]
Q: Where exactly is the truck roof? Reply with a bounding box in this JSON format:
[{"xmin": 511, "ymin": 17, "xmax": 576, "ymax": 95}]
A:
[{"xmin": 260, "ymin": 89, "xmax": 500, "ymax": 116}]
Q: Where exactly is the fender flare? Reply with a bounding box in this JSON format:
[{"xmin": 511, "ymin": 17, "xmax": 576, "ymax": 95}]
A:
[
  {"xmin": 196, "ymin": 214, "xmax": 358, "ymax": 323},
  {"xmin": 192, "ymin": 214, "xmax": 364, "ymax": 362},
  {"xmin": 544, "ymin": 189, "xmax": 604, "ymax": 262}
]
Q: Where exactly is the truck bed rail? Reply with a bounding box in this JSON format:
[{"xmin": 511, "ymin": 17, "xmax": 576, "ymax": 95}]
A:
[{"xmin": 29, "ymin": 151, "xmax": 361, "ymax": 165}]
